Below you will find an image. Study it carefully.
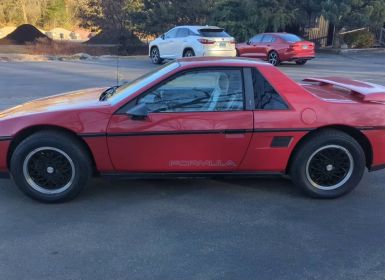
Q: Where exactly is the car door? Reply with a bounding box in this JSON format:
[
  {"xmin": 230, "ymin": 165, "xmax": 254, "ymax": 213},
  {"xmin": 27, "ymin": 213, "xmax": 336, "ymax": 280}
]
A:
[
  {"xmin": 260, "ymin": 34, "xmax": 274, "ymax": 59},
  {"xmin": 107, "ymin": 68, "xmax": 254, "ymax": 172},
  {"xmin": 175, "ymin": 28, "xmax": 190, "ymax": 58},
  {"xmin": 159, "ymin": 28, "xmax": 179, "ymax": 58},
  {"xmin": 240, "ymin": 34, "xmax": 264, "ymax": 58}
]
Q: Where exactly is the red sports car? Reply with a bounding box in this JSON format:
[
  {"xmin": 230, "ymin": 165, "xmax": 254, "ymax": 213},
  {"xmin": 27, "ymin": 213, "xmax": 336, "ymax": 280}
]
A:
[
  {"xmin": 236, "ymin": 33, "xmax": 315, "ymax": 66},
  {"xmin": 1, "ymin": 57, "xmax": 385, "ymax": 202}
]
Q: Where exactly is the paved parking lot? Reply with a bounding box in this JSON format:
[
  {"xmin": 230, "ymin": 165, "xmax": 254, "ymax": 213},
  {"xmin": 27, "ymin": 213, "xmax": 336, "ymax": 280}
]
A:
[{"xmin": 1, "ymin": 53, "xmax": 385, "ymax": 279}]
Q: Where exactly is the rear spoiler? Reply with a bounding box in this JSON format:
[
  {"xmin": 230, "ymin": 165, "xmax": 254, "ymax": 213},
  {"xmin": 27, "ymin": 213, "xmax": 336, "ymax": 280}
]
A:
[{"xmin": 303, "ymin": 77, "xmax": 385, "ymax": 102}]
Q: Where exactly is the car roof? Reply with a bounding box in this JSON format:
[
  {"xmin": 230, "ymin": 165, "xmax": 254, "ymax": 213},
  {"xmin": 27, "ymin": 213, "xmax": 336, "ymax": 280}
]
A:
[{"xmin": 176, "ymin": 56, "xmax": 271, "ymax": 68}]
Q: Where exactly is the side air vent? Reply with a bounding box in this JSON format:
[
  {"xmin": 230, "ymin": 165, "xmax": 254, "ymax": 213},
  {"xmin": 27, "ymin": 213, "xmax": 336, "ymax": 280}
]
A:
[{"xmin": 271, "ymin": 136, "xmax": 293, "ymax": 148}]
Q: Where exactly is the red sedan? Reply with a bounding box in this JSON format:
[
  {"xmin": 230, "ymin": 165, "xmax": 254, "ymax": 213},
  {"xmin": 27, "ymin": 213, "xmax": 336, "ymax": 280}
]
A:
[
  {"xmin": 1, "ymin": 57, "xmax": 385, "ymax": 202},
  {"xmin": 236, "ymin": 33, "xmax": 315, "ymax": 66}
]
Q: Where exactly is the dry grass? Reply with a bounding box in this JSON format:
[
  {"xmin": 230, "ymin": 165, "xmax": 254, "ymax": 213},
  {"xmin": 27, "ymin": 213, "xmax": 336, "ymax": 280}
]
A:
[{"xmin": 0, "ymin": 45, "xmax": 29, "ymax": 54}]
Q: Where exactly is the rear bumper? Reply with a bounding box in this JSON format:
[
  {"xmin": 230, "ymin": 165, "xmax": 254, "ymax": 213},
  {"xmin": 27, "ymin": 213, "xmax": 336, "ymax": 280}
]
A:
[
  {"xmin": 0, "ymin": 140, "xmax": 10, "ymax": 172},
  {"xmin": 288, "ymin": 56, "xmax": 315, "ymax": 61},
  {"xmin": 281, "ymin": 50, "xmax": 315, "ymax": 61}
]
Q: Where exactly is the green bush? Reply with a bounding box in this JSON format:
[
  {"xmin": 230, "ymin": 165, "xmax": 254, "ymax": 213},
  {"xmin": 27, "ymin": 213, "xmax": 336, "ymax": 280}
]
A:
[{"xmin": 343, "ymin": 30, "xmax": 375, "ymax": 48}]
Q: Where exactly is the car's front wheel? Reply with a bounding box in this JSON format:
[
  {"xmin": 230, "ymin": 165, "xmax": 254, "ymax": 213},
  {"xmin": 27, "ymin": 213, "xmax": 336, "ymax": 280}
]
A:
[
  {"xmin": 150, "ymin": 47, "xmax": 162, "ymax": 64},
  {"xmin": 290, "ymin": 130, "xmax": 366, "ymax": 198},
  {"xmin": 10, "ymin": 131, "xmax": 92, "ymax": 203}
]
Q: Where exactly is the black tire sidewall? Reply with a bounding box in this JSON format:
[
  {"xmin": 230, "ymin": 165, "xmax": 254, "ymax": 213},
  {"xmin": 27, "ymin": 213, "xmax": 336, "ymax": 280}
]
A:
[
  {"xmin": 151, "ymin": 47, "xmax": 161, "ymax": 64},
  {"xmin": 10, "ymin": 133, "xmax": 91, "ymax": 202},
  {"xmin": 291, "ymin": 132, "xmax": 365, "ymax": 198},
  {"xmin": 268, "ymin": 51, "xmax": 280, "ymax": 66},
  {"xmin": 183, "ymin": 49, "xmax": 195, "ymax": 57}
]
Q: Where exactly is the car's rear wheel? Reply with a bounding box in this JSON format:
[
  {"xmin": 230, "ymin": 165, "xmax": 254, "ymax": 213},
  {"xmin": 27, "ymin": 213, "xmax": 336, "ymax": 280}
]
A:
[
  {"xmin": 150, "ymin": 47, "xmax": 162, "ymax": 64},
  {"xmin": 296, "ymin": 59, "xmax": 307, "ymax": 65},
  {"xmin": 183, "ymin": 49, "xmax": 195, "ymax": 57},
  {"xmin": 10, "ymin": 131, "xmax": 92, "ymax": 203},
  {"xmin": 290, "ymin": 130, "xmax": 365, "ymax": 198},
  {"xmin": 268, "ymin": 51, "xmax": 280, "ymax": 66}
]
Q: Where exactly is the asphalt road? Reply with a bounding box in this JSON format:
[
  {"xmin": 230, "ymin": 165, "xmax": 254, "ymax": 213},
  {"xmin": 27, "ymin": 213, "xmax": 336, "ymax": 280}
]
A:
[{"xmin": 1, "ymin": 53, "xmax": 385, "ymax": 280}]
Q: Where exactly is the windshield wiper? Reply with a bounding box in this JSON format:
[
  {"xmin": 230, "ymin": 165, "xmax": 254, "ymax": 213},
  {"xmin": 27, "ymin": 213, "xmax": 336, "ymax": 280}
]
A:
[{"xmin": 99, "ymin": 85, "xmax": 120, "ymax": 101}]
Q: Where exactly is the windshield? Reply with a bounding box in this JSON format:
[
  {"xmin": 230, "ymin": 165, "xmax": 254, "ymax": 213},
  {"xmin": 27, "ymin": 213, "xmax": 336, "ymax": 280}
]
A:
[
  {"xmin": 106, "ymin": 61, "xmax": 180, "ymax": 104},
  {"xmin": 279, "ymin": 34, "xmax": 303, "ymax": 42}
]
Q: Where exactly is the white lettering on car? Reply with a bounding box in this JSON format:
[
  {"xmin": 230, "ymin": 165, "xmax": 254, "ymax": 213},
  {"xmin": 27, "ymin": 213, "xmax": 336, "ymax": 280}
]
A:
[{"xmin": 169, "ymin": 160, "xmax": 237, "ymax": 167}]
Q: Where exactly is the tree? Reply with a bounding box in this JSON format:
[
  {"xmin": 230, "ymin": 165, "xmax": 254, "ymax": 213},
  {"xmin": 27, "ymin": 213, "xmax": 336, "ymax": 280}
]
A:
[
  {"xmin": 79, "ymin": 0, "xmax": 143, "ymax": 32},
  {"xmin": 137, "ymin": 0, "xmax": 216, "ymax": 36},
  {"xmin": 211, "ymin": 0, "xmax": 297, "ymax": 41},
  {"xmin": 321, "ymin": 0, "xmax": 385, "ymax": 47}
]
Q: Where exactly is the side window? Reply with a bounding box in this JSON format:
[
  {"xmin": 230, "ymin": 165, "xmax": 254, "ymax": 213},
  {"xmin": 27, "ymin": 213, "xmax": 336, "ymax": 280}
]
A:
[
  {"xmin": 250, "ymin": 34, "xmax": 263, "ymax": 44},
  {"xmin": 189, "ymin": 29, "xmax": 199, "ymax": 36},
  {"xmin": 252, "ymin": 68, "xmax": 289, "ymax": 110},
  {"xmin": 138, "ymin": 69, "xmax": 244, "ymax": 113},
  {"xmin": 176, "ymin": 28, "xmax": 189, "ymax": 38},
  {"xmin": 261, "ymin": 35, "xmax": 273, "ymax": 43},
  {"xmin": 165, "ymin": 28, "xmax": 178, "ymax": 39}
]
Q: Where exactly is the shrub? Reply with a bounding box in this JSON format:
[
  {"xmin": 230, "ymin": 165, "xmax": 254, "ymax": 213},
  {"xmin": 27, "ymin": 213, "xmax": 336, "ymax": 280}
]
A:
[{"xmin": 343, "ymin": 30, "xmax": 375, "ymax": 48}]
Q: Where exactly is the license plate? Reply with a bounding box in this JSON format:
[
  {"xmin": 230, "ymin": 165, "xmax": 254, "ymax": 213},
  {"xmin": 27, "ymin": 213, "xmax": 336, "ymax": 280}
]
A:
[
  {"xmin": 219, "ymin": 42, "xmax": 227, "ymax": 48},
  {"xmin": 302, "ymin": 45, "xmax": 308, "ymax": 49}
]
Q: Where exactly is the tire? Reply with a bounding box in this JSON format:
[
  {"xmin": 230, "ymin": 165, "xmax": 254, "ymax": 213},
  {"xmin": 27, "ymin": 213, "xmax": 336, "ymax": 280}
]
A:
[
  {"xmin": 296, "ymin": 59, "xmax": 307, "ymax": 65},
  {"xmin": 290, "ymin": 129, "xmax": 365, "ymax": 198},
  {"xmin": 268, "ymin": 51, "xmax": 280, "ymax": 66},
  {"xmin": 183, "ymin": 49, "xmax": 195, "ymax": 57},
  {"xmin": 10, "ymin": 131, "xmax": 92, "ymax": 203},
  {"xmin": 150, "ymin": 47, "xmax": 162, "ymax": 64}
]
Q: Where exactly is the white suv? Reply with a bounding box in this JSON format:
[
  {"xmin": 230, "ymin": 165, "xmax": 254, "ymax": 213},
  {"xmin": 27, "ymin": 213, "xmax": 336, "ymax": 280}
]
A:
[{"xmin": 149, "ymin": 25, "xmax": 237, "ymax": 64}]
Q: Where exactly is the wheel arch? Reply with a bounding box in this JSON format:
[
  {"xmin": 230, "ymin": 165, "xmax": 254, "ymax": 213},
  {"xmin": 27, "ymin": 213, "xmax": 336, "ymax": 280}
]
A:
[
  {"xmin": 268, "ymin": 49, "xmax": 280, "ymax": 59},
  {"xmin": 286, "ymin": 125, "xmax": 373, "ymax": 173},
  {"xmin": 7, "ymin": 125, "xmax": 98, "ymax": 175},
  {"xmin": 150, "ymin": 45, "xmax": 159, "ymax": 55},
  {"xmin": 183, "ymin": 47, "xmax": 195, "ymax": 57}
]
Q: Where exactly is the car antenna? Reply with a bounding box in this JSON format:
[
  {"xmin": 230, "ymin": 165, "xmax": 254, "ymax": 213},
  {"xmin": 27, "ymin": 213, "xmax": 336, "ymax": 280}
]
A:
[
  {"xmin": 116, "ymin": 28, "xmax": 123, "ymax": 87},
  {"xmin": 116, "ymin": 51, "xmax": 120, "ymax": 86},
  {"xmin": 116, "ymin": 34, "xmax": 120, "ymax": 86}
]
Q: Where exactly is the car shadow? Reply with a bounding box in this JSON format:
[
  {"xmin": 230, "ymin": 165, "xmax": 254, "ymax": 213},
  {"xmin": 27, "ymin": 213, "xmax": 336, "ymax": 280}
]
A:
[{"xmin": 80, "ymin": 176, "xmax": 301, "ymax": 203}]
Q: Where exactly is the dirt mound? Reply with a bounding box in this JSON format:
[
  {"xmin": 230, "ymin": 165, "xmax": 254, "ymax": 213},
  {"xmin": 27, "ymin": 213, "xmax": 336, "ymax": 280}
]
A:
[{"xmin": 0, "ymin": 24, "xmax": 50, "ymax": 45}]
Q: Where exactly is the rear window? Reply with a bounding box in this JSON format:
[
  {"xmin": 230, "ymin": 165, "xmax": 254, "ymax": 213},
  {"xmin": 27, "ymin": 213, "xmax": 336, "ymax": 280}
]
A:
[
  {"xmin": 198, "ymin": 29, "xmax": 230, "ymax": 38},
  {"xmin": 279, "ymin": 34, "xmax": 303, "ymax": 42}
]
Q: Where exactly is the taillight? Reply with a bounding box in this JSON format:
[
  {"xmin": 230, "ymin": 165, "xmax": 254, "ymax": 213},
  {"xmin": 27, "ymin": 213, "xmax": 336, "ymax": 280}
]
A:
[
  {"xmin": 230, "ymin": 39, "xmax": 236, "ymax": 44},
  {"xmin": 198, "ymin": 38, "xmax": 215, "ymax": 44}
]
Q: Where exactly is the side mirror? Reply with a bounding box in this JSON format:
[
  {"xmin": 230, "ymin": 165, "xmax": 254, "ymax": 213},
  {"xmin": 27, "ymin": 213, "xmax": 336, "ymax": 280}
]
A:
[
  {"xmin": 126, "ymin": 103, "xmax": 149, "ymax": 120},
  {"xmin": 246, "ymin": 40, "xmax": 251, "ymax": 45},
  {"xmin": 161, "ymin": 34, "xmax": 165, "ymax": 40}
]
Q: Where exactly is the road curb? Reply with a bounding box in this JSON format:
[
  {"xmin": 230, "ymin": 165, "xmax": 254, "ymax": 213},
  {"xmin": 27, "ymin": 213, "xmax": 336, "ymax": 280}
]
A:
[{"xmin": 318, "ymin": 47, "xmax": 385, "ymax": 55}]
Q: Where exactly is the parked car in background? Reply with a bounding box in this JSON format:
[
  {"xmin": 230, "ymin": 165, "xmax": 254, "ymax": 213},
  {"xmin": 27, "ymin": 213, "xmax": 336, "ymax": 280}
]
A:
[
  {"xmin": 149, "ymin": 26, "xmax": 236, "ymax": 64},
  {"xmin": 236, "ymin": 33, "xmax": 315, "ymax": 66}
]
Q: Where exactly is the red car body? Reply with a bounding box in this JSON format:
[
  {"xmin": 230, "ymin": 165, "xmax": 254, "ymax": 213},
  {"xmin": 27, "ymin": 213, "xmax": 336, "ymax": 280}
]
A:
[
  {"xmin": 236, "ymin": 33, "xmax": 315, "ymax": 65},
  {"xmin": 1, "ymin": 57, "xmax": 385, "ymax": 201}
]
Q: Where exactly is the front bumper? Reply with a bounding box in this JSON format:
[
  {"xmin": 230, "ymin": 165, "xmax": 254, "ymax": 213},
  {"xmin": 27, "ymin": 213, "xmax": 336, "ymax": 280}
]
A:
[{"xmin": 0, "ymin": 139, "xmax": 11, "ymax": 173}]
